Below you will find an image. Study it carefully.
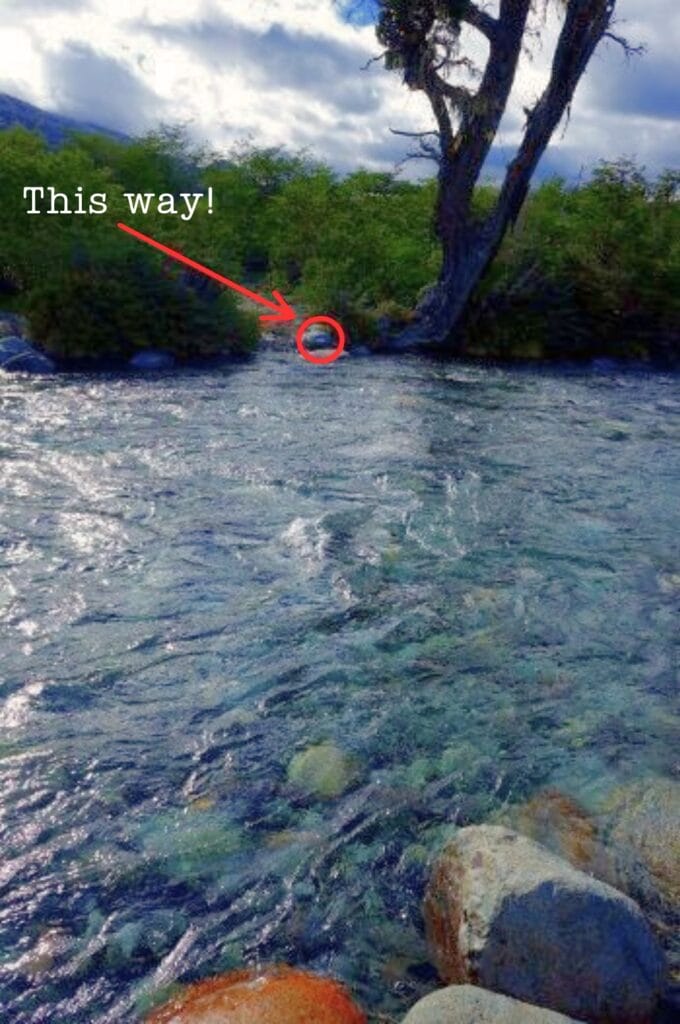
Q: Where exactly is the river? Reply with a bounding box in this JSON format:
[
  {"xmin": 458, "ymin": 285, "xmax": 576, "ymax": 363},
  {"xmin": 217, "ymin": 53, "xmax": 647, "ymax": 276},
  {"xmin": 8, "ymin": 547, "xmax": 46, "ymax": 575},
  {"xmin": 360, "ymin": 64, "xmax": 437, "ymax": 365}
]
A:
[{"xmin": 1, "ymin": 351, "xmax": 678, "ymax": 1021}]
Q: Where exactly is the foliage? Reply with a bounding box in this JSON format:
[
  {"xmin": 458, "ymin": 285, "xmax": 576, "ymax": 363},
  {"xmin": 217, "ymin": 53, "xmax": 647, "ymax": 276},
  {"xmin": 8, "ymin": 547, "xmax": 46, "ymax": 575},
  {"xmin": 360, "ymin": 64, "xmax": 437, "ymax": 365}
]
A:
[
  {"xmin": 0, "ymin": 126, "xmax": 257, "ymax": 363},
  {"xmin": 467, "ymin": 159, "xmax": 680, "ymax": 362},
  {"xmin": 269, "ymin": 169, "xmax": 439, "ymax": 316},
  {"xmin": 25, "ymin": 262, "xmax": 258, "ymax": 363},
  {"xmin": 0, "ymin": 124, "xmax": 677, "ymax": 364}
]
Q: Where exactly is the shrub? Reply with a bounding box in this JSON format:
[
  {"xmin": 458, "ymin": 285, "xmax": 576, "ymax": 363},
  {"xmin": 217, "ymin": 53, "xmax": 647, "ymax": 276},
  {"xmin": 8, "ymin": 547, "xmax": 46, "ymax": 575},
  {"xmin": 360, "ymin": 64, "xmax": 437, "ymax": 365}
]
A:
[{"xmin": 24, "ymin": 257, "xmax": 258, "ymax": 363}]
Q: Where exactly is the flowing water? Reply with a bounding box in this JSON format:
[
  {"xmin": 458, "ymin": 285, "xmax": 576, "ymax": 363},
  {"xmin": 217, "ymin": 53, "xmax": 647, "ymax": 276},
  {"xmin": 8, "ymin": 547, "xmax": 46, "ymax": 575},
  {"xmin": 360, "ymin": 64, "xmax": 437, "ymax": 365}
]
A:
[{"xmin": 1, "ymin": 351, "xmax": 678, "ymax": 1022}]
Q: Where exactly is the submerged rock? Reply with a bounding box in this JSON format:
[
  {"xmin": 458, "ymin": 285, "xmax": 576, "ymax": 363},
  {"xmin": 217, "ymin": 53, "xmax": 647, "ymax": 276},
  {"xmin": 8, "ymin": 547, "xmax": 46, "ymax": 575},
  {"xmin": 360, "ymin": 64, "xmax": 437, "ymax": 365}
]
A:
[
  {"xmin": 140, "ymin": 810, "xmax": 244, "ymax": 879},
  {"xmin": 146, "ymin": 965, "xmax": 366, "ymax": 1023},
  {"xmin": 607, "ymin": 778, "xmax": 680, "ymax": 910},
  {"xmin": 424, "ymin": 824, "xmax": 664, "ymax": 1024},
  {"xmin": 287, "ymin": 742, "xmax": 362, "ymax": 800},
  {"xmin": 0, "ymin": 335, "xmax": 55, "ymax": 374},
  {"xmin": 500, "ymin": 789, "xmax": 615, "ymax": 882},
  {"xmin": 601, "ymin": 777, "xmax": 680, "ymax": 980},
  {"xmin": 402, "ymin": 985, "xmax": 584, "ymax": 1023},
  {"xmin": 129, "ymin": 349, "xmax": 176, "ymax": 371},
  {"xmin": 10, "ymin": 927, "xmax": 71, "ymax": 981}
]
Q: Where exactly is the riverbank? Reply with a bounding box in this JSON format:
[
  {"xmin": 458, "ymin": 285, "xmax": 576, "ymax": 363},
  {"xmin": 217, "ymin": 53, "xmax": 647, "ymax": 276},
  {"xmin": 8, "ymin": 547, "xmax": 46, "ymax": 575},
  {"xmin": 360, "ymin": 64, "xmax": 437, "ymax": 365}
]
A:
[{"xmin": 2, "ymin": 308, "xmax": 679, "ymax": 376}]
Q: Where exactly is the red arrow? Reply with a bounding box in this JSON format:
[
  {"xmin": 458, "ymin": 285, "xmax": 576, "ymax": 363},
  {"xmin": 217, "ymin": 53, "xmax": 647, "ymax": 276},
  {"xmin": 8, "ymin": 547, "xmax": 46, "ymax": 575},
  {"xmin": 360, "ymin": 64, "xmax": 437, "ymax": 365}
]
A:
[{"xmin": 116, "ymin": 222, "xmax": 296, "ymax": 324}]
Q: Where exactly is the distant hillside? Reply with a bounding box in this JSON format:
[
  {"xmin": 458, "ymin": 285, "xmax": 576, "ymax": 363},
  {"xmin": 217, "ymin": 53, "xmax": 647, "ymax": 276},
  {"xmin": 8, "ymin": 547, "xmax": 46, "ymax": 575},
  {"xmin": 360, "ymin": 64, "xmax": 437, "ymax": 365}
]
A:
[{"xmin": 0, "ymin": 92, "xmax": 128, "ymax": 146}]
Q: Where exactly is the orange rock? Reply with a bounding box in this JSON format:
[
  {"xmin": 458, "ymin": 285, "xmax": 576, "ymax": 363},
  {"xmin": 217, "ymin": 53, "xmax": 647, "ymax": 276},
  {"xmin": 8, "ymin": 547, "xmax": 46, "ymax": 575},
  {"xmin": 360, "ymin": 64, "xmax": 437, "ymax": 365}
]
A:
[{"xmin": 146, "ymin": 965, "xmax": 367, "ymax": 1024}]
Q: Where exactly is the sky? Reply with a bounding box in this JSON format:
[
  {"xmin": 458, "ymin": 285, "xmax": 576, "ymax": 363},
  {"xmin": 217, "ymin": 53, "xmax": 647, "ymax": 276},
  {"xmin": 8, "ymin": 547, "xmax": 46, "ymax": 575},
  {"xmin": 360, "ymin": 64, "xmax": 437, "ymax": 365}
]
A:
[{"xmin": 0, "ymin": 0, "xmax": 678, "ymax": 180}]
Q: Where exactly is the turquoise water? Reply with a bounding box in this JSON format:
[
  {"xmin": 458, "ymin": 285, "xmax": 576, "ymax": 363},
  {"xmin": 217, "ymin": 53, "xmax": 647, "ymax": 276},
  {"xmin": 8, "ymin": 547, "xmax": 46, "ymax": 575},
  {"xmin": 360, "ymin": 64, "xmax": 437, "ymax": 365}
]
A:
[{"xmin": 1, "ymin": 352, "xmax": 678, "ymax": 1022}]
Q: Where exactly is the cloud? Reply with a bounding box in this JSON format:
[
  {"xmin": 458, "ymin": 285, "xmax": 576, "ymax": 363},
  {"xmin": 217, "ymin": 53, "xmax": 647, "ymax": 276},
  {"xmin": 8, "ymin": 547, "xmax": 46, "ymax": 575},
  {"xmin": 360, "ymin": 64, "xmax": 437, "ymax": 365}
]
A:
[
  {"xmin": 44, "ymin": 43, "xmax": 164, "ymax": 134},
  {"xmin": 135, "ymin": 12, "xmax": 383, "ymax": 117},
  {"xmin": 586, "ymin": 48, "xmax": 680, "ymax": 122},
  {"xmin": 5, "ymin": 0, "xmax": 89, "ymax": 8}
]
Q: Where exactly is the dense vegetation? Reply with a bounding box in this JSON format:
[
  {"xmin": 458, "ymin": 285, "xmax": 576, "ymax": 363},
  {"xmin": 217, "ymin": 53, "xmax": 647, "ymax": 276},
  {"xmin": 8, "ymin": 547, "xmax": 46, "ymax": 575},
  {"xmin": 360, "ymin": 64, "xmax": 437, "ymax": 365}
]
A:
[
  {"xmin": 0, "ymin": 127, "xmax": 259, "ymax": 364},
  {"xmin": 1, "ymin": 125, "xmax": 678, "ymax": 364}
]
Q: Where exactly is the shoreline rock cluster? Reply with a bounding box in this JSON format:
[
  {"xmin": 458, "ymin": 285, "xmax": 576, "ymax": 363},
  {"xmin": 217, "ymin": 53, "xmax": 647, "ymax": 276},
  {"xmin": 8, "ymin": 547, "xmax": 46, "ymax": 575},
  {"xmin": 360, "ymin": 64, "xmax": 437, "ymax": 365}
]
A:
[
  {"xmin": 142, "ymin": 774, "xmax": 678, "ymax": 1024},
  {"xmin": 424, "ymin": 825, "xmax": 664, "ymax": 1023},
  {"xmin": 0, "ymin": 315, "xmax": 55, "ymax": 374},
  {"xmin": 0, "ymin": 312, "xmax": 178, "ymax": 374}
]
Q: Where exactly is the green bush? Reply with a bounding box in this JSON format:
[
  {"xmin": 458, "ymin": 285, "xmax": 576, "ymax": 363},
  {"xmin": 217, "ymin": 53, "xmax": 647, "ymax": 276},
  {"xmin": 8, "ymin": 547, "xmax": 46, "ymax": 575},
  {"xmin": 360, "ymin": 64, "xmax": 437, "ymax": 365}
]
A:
[
  {"xmin": 24, "ymin": 258, "xmax": 258, "ymax": 363},
  {"xmin": 0, "ymin": 126, "xmax": 258, "ymax": 362},
  {"xmin": 466, "ymin": 160, "xmax": 680, "ymax": 361}
]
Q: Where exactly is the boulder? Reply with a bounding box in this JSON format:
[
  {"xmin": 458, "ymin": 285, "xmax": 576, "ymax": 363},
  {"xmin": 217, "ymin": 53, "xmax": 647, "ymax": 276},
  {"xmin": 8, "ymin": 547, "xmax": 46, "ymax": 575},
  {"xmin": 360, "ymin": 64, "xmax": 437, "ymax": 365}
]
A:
[
  {"xmin": 607, "ymin": 779, "xmax": 680, "ymax": 911},
  {"xmin": 0, "ymin": 335, "xmax": 55, "ymax": 374},
  {"xmin": 503, "ymin": 784, "xmax": 680, "ymax": 980},
  {"xmin": 602, "ymin": 778, "xmax": 680, "ymax": 982},
  {"xmin": 500, "ymin": 789, "xmax": 616, "ymax": 884},
  {"xmin": 424, "ymin": 825, "xmax": 665, "ymax": 1024},
  {"xmin": 402, "ymin": 985, "xmax": 584, "ymax": 1024},
  {"xmin": 129, "ymin": 349, "xmax": 176, "ymax": 371},
  {"xmin": 287, "ymin": 742, "xmax": 362, "ymax": 800},
  {"xmin": 146, "ymin": 965, "xmax": 366, "ymax": 1023}
]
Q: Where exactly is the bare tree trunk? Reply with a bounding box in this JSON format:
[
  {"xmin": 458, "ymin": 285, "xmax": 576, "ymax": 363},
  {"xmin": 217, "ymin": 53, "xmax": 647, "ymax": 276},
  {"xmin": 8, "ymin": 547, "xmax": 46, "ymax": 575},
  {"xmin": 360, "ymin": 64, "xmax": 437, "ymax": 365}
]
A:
[{"xmin": 384, "ymin": 0, "xmax": 618, "ymax": 353}]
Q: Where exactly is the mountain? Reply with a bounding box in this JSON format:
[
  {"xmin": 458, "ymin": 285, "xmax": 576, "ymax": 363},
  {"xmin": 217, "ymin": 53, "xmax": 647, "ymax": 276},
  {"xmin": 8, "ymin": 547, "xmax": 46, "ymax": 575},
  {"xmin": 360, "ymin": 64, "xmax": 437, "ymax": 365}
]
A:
[{"xmin": 0, "ymin": 92, "xmax": 128, "ymax": 146}]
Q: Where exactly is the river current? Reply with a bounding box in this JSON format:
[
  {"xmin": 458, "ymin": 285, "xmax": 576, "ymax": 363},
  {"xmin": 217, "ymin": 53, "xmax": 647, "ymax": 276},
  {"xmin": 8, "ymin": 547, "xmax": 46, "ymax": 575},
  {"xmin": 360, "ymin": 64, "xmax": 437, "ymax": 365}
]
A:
[{"xmin": 1, "ymin": 351, "xmax": 678, "ymax": 1021}]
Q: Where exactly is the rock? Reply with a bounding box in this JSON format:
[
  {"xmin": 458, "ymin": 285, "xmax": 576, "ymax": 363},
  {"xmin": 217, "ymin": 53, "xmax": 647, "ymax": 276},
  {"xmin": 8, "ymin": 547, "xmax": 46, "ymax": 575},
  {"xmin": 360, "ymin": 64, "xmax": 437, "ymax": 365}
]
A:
[
  {"xmin": 264, "ymin": 829, "xmax": 322, "ymax": 850},
  {"xmin": 607, "ymin": 779, "xmax": 680, "ymax": 909},
  {"xmin": 601, "ymin": 778, "xmax": 680, "ymax": 980},
  {"xmin": 129, "ymin": 349, "xmax": 176, "ymax": 371},
  {"xmin": 657, "ymin": 572, "xmax": 680, "ymax": 595},
  {"xmin": 302, "ymin": 328, "xmax": 334, "ymax": 350},
  {"xmin": 0, "ymin": 335, "xmax": 55, "ymax": 374},
  {"xmin": 402, "ymin": 985, "xmax": 585, "ymax": 1024},
  {"xmin": 287, "ymin": 742, "xmax": 362, "ymax": 800},
  {"xmin": 597, "ymin": 419, "xmax": 631, "ymax": 441},
  {"xmin": 145, "ymin": 965, "xmax": 366, "ymax": 1023},
  {"xmin": 501, "ymin": 789, "xmax": 616, "ymax": 883},
  {"xmin": 11, "ymin": 927, "xmax": 71, "ymax": 980},
  {"xmin": 140, "ymin": 810, "xmax": 244, "ymax": 879},
  {"xmin": 424, "ymin": 825, "xmax": 665, "ymax": 1024},
  {"xmin": 0, "ymin": 313, "xmax": 29, "ymax": 337}
]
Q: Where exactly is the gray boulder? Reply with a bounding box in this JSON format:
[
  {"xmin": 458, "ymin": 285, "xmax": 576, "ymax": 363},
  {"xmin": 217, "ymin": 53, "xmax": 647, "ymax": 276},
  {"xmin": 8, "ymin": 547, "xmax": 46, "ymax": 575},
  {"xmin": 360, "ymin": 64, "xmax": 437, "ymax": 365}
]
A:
[
  {"xmin": 424, "ymin": 825, "xmax": 665, "ymax": 1024},
  {"xmin": 0, "ymin": 335, "xmax": 55, "ymax": 374},
  {"xmin": 129, "ymin": 349, "xmax": 175, "ymax": 371},
  {"xmin": 402, "ymin": 985, "xmax": 584, "ymax": 1024}
]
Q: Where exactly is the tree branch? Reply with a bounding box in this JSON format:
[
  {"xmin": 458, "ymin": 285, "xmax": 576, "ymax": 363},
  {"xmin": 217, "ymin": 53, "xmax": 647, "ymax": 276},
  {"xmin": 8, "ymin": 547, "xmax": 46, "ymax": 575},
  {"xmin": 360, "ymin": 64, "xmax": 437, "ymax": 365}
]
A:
[
  {"xmin": 389, "ymin": 128, "xmax": 441, "ymax": 139},
  {"xmin": 604, "ymin": 31, "xmax": 645, "ymax": 57},
  {"xmin": 457, "ymin": 2, "xmax": 498, "ymax": 42},
  {"xmin": 495, "ymin": 0, "xmax": 616, "ymax": 228},
  {"xmin": 361, "ymin": 50, "xmax": 390, "ymax": 72},
  {"xmin": 439, "ymin": 0, "xmax": 532, "ymax": 198},
  {"xmin": 431, "ymin": 71, "xmax": 474, "ymax": 112}
]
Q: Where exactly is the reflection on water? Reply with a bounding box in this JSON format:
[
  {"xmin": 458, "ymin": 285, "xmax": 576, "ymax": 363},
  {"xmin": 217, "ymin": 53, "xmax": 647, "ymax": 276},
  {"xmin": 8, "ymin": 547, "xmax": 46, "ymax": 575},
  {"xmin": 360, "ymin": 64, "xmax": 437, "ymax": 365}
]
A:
[{"xmin": 1, "ymin": 354, "xmax": 678, "ymax": 1021}]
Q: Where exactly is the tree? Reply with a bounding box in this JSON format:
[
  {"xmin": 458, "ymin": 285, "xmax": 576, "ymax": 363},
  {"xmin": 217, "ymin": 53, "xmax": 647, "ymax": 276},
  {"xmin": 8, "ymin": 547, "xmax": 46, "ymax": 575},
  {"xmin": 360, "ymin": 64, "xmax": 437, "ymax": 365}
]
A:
[{"xmin": 371, "ymin": 1, "xmax": 636, "ymax": 351}]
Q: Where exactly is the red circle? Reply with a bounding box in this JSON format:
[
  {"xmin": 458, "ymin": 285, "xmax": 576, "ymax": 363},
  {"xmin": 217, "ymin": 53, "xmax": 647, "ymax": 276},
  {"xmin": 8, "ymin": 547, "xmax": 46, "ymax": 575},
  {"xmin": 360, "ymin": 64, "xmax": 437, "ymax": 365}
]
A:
[{"xmin": 296, "ymin": 316, "xmax": 346, "ymax": 365}]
